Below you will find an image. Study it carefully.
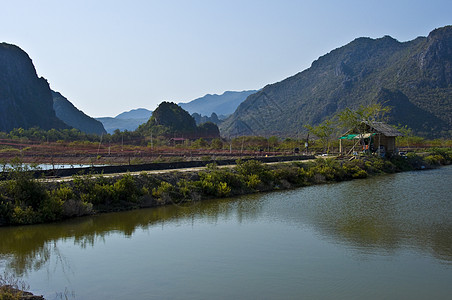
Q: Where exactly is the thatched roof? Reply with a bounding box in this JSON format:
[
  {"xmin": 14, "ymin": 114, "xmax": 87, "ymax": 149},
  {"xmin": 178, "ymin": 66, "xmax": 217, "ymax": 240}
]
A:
[
  {"xmin": 342, "ymin": 121, "xmax": 403, "ymax": 138},
  {"xmin": 362, "ymin": 121, "xmax": 403, "ymax": 137}
]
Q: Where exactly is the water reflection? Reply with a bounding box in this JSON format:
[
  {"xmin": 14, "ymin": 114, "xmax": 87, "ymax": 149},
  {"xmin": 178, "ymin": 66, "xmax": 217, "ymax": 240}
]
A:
[
  {"xmin": 0, "ymin": 195, "xmax": 264, "ymax": 275},
  {"xmin": 277, "ymin": 166, "xmax": 452, "ymax": 262},
  {"xmin": 0, "ymin": 167, "xmax": 451, "ymax": 278}
]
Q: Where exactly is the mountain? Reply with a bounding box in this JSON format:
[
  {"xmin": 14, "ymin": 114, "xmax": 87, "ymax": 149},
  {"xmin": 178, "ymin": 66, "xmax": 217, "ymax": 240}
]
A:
[
  {"xmin": 138, "ymin": 102, "xmax": 219, "ymax": 138},
  {"xmin": 192, "ymin": 112, "xmax": 221, "ymax": 125},
  {"xmin": 52, "ymin": 91, "xmax": 106, "ymax": 135},
  {"xmin": 221, "ymin": 26, "xmax": 452, "ymax": 138},
  {"xmin": 96, "ymin": 117, "xmax": 149, "ymax": 133},
  {"xmin": 0, "ymin": 43, "xmax": 69, "ymax": 132},
  {"xmin": 96, "ymin": 108, "xmax": 152, "ymax": 133},
  {"xmin": 115, "ymin": 108, "xmax": 152, "ymax": 119},
  {"xmin": 179, "ymin": 90, "xmax": 257, "ymax": 116}
]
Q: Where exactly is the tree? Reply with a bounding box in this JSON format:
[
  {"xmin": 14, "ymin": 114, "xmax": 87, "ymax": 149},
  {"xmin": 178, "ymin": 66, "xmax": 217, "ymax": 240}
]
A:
[
  {"xmin": 210, "ymin": 138, "xmax": 223, "ymax": 150},
  {"xmin": 305, "ymin": 118, "xmax": 335, "ymax": 153},
  {"xmin": 338, "ymin": 103, "xmax": 391, "ymax": 132}
]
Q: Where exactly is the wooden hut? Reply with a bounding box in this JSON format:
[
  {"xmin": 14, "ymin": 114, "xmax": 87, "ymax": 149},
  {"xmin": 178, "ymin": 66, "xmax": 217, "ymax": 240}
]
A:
[{"xmin": 339, "ymin": 121, "xmax": 403, "ymax": 156}]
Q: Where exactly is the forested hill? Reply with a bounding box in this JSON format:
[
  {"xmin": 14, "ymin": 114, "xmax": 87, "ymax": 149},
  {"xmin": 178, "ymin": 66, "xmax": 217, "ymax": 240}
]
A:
[
  {"xmin": 220, "ymin": 25, "xmax": 452, "ymax": 138},
  {"xmin": 0, "ymin": 43, "xmax": 69, "ymax": 132},
  {"xmin": 138, "ymin": 102, "xmax": 220, "ymax": 138}
]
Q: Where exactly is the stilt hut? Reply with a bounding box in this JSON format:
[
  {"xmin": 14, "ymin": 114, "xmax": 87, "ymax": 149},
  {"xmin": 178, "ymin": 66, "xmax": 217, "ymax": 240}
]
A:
[{"xmin": 339, "ymin": 121, "xmax": 403, "ymax": 156}]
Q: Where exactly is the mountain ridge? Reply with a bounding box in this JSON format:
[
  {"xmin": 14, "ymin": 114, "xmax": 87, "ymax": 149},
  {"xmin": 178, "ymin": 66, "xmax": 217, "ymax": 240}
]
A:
[
  {"xmin": 220, "ymin": 25, "xmax": 452, "ymax": 138},
  {"xmin": 0, "ymin": 43, "xmax": 69, "ymax": 132},
  {"xmin": 52, "ymin": 91, "xmax": 106, "ymax": 135},
  {"xmin": 178, "ymin": 90, "xmax": 257, "ymax": 116}
]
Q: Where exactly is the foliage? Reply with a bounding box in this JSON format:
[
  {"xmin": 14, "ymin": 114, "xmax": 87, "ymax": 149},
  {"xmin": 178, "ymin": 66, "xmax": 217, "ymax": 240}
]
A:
[
  {"xmin": 1, "ymin": 148, "xmax": 451, "ymax": 226},
  {"xmin": 305, "ymin": 118, "xmax": 336, "ymax": 153},
  {"xmin": 137, "ymin": 102, "xmax": 220, "ymax": 139},
  {"xmin": 0, "ymin": 272, "xmax": 30, "ymax": 300}
]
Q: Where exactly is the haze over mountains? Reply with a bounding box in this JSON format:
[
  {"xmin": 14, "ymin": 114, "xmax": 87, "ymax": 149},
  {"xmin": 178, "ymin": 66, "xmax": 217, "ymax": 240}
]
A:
[
  {"xmin": 96, "ymin": 91, "xmax": 255, "ymax": 133},
  {"xmin": 178, "ymin": 90, "xmax": 257, "ymax": 117},
  {"xmin": 221, "ymin": 26, "xmax": 452, "ymax": 138},
  {"xmin": 96, "ymin": 109, "xmax": 153, "ymax": 133}
]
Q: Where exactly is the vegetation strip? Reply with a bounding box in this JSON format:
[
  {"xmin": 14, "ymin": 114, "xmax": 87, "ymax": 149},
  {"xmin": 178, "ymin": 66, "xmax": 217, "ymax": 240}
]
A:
[
  {"xmin": 1, "ymin": 148, "xmax": 450, "ymax": 227},
  {"xmin": 28, "ymin": 155, "xmax": 315, "ymax": 179}
]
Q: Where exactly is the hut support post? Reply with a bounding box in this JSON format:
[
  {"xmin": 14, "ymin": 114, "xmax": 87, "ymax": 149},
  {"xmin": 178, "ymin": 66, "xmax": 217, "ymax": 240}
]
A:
[{"xmin": 378, "ymin": 134, "xmax": 381, "ymax": 156}]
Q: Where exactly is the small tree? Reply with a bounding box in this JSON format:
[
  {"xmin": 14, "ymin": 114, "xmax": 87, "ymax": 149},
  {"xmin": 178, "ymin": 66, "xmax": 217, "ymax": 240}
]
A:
[
  {"xmin": 338, "ymin": 103, "xmax": 391, "ymax": 132},
  {"xmin": 210, "ymin": 138, "xmax": 223, "ymax": 150},
  {"xmin": 305, "ymin": 118, "xmax": 335, "ymax": 154}
]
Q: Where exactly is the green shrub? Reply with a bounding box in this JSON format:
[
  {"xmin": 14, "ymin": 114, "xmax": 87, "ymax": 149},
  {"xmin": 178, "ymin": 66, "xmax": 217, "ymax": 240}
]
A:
[
  {"xmin": 216, "ymin": 182, "xmax": 231, "ymax": 197},
  {"xmin": 40, "ymin": 195, "xmax": 63, "ymax": 222},
  {"xmin": 352, "ymin": 169, "xmax": 368, "ymax": 179},
  {"xmin": 7, "ymin": 171, "xmax": 47, "ymax": 209},
  {"xmin": 152, "ymin": 181, "xmax": 176, "ymax": 203},
  {"xmin": 178, "ymin": 179, "xmax": 202, "ymax": 201},
  {"xmin": 11, "ymin": 206, "xmax": 38, "ymax": 225},
  {"xmin": 246, "ymin": 174, "xmax": 262, "ymax": 189},
  {"xmin": 113, "ymin": 174, "xmax": 141, "ymax": 203},
  {"xmin": 424, "ymin": 154, "xmax": 444, "ymax": 166}
]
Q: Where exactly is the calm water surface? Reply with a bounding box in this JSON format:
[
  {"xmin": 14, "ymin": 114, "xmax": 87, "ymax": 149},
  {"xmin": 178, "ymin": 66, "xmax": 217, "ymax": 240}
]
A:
[{"xmin": 1, "ymin": 166, "xmax": 452, "ymax": 299}]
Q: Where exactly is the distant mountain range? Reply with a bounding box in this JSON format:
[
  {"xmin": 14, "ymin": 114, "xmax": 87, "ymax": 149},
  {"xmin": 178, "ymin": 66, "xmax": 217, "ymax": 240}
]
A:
[
  {"xmin": 221, "ymin": 25, "xmax": 452, "ymax": 138},
  {"xmin": 96, "ymin": 108, "xmax": 152, "ymax": 133},
  {"xmin": 115, "ymin": 108, "xmax": 153, "ymax": 120},
  {"xmin": 178, "ymin": 90, "xmax": 257, "ymax": 117},
  {"xmin": 97, "ymin": 90, "xmax": 256, "ymax": 134}
]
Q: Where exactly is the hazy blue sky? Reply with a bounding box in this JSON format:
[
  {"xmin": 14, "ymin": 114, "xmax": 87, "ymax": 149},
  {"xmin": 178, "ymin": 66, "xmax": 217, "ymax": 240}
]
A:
[{"xmin": 1, "ymin": 0, "xmax": 451, "ymax": 117}]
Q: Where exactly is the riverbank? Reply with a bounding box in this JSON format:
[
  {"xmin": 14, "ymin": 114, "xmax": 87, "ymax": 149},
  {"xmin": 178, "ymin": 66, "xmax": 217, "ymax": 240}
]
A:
[
  {"xmin": 0, "ymin": 274, "xmax": 44, "ymax": 300},
  {"xmin": 0, "ymin": 148, "xmax": 451, "ymax": 226}
]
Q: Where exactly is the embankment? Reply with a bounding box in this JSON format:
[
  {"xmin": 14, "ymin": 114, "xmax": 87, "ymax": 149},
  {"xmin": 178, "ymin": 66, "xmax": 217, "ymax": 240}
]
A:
[{"xmin": 0, "ymin": 149, "xmax": 451, "ymax": 226}]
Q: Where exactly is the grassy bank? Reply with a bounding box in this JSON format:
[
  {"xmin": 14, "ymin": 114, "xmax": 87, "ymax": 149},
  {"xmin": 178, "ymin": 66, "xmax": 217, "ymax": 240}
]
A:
[{"xmin": 1, "ymin": 148, "xmax": 451, "ymax": 226}]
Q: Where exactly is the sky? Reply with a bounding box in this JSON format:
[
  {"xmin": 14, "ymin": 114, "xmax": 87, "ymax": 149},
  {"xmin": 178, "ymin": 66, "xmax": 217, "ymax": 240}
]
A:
[{"xmin": 1, "ymin": 0, "xmax": 451, "ymax": 117}]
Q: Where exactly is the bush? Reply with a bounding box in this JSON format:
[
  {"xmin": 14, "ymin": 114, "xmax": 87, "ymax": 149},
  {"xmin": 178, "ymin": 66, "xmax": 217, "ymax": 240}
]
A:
[
  {"xmin": 153, "ymin": 181, "xmax": 177, "ymax": 203},
  {"xmin": 352, "ymin": 169, "xmax": 368, "ymax": 179},
  {"xmin": 424, "ymin": 154, "xmax": 444, "ymax": 166},
  {"xmin": 0, "ymin": 272, "xmax": 30, "ymax": 300},
  {"xmin": 62, "ymin": 199, "xmax": 93, "ymax": 217},
  {"xmin": 40, "ymin": 195, "xmax": 63, "ymax": 222},
  {"xmin": 113, "ymin": 174, "xmax": 141, "ymax": 203},
  {"xmin": 7, "ymin": 170, "xmax": 47, "ymax": 209},
  {"xmin": 11, "ymin": 206, "xmax": 38, "ymax": 225}
]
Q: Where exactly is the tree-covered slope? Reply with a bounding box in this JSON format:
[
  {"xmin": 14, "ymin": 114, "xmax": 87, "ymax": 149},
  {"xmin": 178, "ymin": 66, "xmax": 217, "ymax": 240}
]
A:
[
  {"xmin": 0, "ymin": 43, "xmax": 69, "ymax": 132},
  {"xmin": 138, "ymin": 102, "xmax": 219, "ymax": 138},
  {"xmin": 52, "ymin": 91, "xmax": 106, "ymax": 135},
  {"xmin": 221, "ymin": 26, "xmax": 452, "ymax": 138}
]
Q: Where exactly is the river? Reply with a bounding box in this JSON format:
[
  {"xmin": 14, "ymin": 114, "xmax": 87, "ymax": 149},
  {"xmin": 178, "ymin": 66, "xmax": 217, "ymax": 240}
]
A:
[{"xmin": 1, "ymin": 166, "xmax": 451, "ymax": 299}]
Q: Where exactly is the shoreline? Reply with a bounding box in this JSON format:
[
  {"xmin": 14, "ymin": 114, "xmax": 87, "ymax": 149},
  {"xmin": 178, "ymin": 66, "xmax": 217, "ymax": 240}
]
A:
[{"xmin": 1, "ymin": 148, "xmax": 451, "ymax": 227}]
